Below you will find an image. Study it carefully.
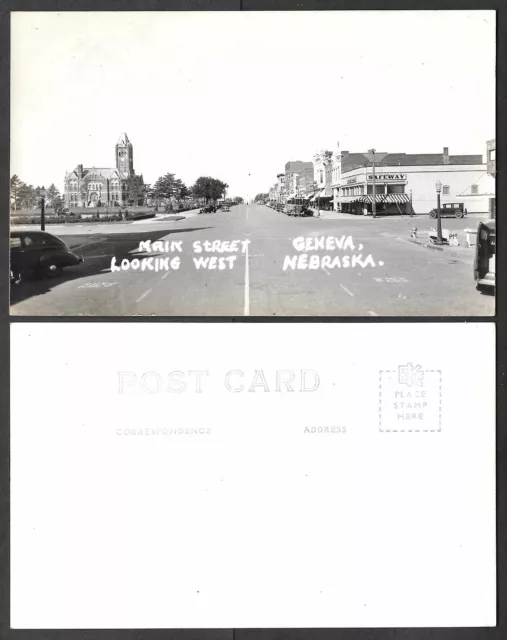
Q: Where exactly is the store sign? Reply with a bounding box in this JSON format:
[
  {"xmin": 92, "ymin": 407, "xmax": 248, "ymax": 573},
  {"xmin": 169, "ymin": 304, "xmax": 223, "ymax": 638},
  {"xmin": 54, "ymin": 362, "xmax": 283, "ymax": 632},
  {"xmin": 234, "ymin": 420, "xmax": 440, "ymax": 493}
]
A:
[
  {"xmin": 367, "ymin": 173, "xmax": 407, "ymax": 182},
  {"xmin": 346, "ymin": 176, "xmax": 358, "ymax": 184}
]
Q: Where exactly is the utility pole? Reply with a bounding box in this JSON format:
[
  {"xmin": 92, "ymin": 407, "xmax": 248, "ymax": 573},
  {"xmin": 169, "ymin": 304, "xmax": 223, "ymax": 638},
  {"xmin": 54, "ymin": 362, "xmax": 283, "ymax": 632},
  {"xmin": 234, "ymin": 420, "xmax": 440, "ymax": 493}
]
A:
[
  {"xmin": 364, "ymin": 149, "xmax": 387, "ymax": 219},
  {"xmin": 371, "ymin": 150, "xmax": 377, "ymax": 218},
  {"xmin": 39, "ymin": 186, "xmax": 46, "ymax": 231}
]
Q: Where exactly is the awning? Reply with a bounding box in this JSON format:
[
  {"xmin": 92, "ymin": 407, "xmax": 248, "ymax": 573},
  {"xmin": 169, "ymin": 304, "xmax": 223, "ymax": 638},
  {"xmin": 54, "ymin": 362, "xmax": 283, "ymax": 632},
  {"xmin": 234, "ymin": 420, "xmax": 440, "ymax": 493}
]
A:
[
  {"xmin": 360, "ymin": 194, "xmax": 387, "ymax": 204},
  {"xmin": 384, "ymin": 193, "xmax": 410, "ymax": 204}
]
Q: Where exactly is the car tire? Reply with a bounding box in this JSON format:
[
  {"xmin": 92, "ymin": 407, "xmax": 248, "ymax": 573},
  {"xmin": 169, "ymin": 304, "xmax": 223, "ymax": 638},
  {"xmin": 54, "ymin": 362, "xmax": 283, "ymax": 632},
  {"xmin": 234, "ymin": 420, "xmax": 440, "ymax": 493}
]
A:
[
  {"xmin": 455, "ymin": 212, "xmax": 464, "ymax": 218},
  {"xmin": 429, "ymin": 211, "xmax": 437, "ymax": 219},
  {"xmin": 43, "ymin": 262, "xmax": 63, "ymax": 278}
]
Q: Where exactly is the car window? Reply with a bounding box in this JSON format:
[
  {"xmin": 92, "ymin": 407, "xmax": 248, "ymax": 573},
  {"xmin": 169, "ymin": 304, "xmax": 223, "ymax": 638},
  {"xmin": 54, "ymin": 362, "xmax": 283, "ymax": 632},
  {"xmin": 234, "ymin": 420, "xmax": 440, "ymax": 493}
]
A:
[
  {"xmin": 10, "ymin": 237, "xmax": 22, "ymax": 249},
  {"xmin": 24, "ymin": 234, "xmax": 57, "ymax": 247}
]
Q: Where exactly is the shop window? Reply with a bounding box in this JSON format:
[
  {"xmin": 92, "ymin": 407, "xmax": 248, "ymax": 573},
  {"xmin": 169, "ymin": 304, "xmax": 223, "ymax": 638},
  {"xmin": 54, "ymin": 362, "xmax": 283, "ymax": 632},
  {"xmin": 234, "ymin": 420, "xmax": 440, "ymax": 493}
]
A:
[
  {"xmin": 442, "ymin": 185, "xmax": 450, "ymax": 195},
  {"xmin": 471, "ymin": 184, "xmax": 479, "ymax": 195},
  {"xmin": 387, "ymin": 184, "xmax": 406, "ymax": 194}
]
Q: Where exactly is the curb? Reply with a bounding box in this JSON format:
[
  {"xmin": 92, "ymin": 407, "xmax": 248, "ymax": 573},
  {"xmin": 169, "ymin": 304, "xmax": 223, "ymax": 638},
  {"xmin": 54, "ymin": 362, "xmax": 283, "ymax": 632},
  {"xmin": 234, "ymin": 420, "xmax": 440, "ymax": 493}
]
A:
[
  {"xmin": 407, "ymin": 238, "xmax": 473, "ymax": 261},
  {"xmin": 408, "ymin": 239, "xmax": 444, "ymax": 252}
]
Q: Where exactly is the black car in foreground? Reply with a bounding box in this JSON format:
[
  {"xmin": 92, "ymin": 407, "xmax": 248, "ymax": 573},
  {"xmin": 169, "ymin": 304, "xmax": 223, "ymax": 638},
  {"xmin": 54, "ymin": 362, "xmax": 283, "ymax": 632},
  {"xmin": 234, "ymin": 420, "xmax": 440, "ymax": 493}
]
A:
[
  {"xmin": 10, "ymin": 230, "xmax": 84, "ymax": 283},
  {"xmin": 474, "ymin": 219, "xmax": 495, "ymax": 294}
]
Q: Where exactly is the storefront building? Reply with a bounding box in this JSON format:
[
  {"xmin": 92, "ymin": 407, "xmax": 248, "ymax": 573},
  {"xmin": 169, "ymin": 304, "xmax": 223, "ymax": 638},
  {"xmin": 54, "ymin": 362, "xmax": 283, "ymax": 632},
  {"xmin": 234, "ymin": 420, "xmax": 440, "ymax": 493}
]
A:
[
  {"xmin": 276, "ymin": 173, "xmax": 286, "ymax": 205},
  {"xmin": 334, "ymin": 148, "xmax": 492, "ymax": 215},
  {"xmin": 309, "ymin": 150, "xmax": 333, "ymax": 209}
]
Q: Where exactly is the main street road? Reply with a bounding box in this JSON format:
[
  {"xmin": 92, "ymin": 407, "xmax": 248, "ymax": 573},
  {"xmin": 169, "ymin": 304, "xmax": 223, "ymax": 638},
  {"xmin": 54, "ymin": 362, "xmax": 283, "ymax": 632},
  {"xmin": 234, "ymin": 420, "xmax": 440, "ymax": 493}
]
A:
[{"xmin": 10, "ymin": 204, "xmax": 494, "ymax": 316}]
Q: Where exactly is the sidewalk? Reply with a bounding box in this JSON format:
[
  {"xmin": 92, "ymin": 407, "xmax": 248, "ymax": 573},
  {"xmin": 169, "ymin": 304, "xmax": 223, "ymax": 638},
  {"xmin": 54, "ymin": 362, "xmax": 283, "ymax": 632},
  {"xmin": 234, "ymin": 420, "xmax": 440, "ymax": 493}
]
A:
[
  {"xmin": 131, "ymin": 209, "xmax": 200, "ymax": 224},
  {"xmin": 317, "ymin": 210, "xmax": 489, "ymax": 221}
]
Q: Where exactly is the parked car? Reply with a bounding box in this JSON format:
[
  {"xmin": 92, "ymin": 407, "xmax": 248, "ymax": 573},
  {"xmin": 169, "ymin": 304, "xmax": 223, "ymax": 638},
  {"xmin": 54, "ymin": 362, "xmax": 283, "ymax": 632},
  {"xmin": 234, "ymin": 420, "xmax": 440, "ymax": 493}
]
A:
[
  {"xmin": 221, "ymin": 205, "xmax": 230, "ymax": 212},
  {"xmin": 10, "ymin": 230, "xmax": 84, "ymax": 283},
  {"xmin": 429, "ymin": 202, "xmax": 467, "ymax": 219},
  {"xmin": 474, "ymin": 219, "xmax": 495, "ymax": 294}
]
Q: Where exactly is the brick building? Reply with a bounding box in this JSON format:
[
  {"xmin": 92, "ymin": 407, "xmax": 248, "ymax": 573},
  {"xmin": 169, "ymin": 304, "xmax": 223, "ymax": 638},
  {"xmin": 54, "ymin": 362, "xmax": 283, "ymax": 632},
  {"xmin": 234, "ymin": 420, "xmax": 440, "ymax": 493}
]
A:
[
  {"xmin": 285, "ymin": 161, "xmax": 314, "ymax": 197},
  {"xmin": 64, "ymin": 133, "xmax": 145, "ymax": 209}
]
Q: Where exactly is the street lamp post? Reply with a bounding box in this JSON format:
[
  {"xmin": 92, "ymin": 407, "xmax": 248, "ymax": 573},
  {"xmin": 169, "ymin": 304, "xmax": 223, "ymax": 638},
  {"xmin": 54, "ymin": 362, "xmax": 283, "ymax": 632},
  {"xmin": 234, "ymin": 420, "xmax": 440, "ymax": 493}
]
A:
[
  {"xmin": 39, "ymin": 186, "xmax": 46, "ymax": 231},
  {"xmin": 410, "ymin": 189, "xmax": 413, "ymax": 217},
  {"xmin": 435, "ymin": 180, "xmax": 443, "ymax": 245},
  {"xmin": 313, "ymin": 181, "xmax": 319, "ymax": 216}
]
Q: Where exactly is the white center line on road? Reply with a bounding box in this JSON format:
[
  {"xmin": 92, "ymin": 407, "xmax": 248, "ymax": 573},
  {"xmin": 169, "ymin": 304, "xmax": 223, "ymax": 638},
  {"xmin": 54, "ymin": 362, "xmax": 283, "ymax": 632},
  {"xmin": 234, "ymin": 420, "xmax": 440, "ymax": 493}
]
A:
[
  {"xmin": 323, "ymin": 266, "xmax": 331, "ymax": 276},
  {"xmin": 368, "ymin": 310, "xmax": 378, "ymax": 316},
  {"xmin": 339, "ymin": 284, "xmax": 354, "ymax": 297},
  {"xmin": 244, "ymin": 241, "xmax": 250, "ymax": 316},
  {"xmin": 136, "ymin": 288, "xmax": 152, "ymax": 303},
  {"xmin": 161, "ymin": 271, "xmax": 170, "ymax": 280}
]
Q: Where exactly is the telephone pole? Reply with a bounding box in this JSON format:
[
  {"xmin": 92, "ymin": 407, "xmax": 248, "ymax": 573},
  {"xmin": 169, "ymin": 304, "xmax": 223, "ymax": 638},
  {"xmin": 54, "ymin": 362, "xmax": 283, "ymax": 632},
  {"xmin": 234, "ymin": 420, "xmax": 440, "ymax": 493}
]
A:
[
  {"xmin": 371, "ymin": 150, "xmax": 377, "ymax": 218},
  {"xmin": 364, "ymin": 149, "xmax": 387, "ymax": 219}
]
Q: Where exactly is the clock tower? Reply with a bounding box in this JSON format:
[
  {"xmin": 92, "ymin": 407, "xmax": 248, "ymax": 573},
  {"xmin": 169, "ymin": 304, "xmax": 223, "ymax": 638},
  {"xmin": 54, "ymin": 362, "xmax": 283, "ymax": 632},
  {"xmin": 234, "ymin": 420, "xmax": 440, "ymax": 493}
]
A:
[{"xmin": 115, "ymin": 132, "xmax": 134, "ymax": 175}]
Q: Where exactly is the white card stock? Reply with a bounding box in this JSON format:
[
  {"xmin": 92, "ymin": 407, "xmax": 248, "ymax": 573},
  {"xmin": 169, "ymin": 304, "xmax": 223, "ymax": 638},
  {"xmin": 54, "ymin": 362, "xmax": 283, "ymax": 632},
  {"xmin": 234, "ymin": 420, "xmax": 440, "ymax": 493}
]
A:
[{"xmin": 11, "ymin": 322, "xmax": 496, "ymax": 628}]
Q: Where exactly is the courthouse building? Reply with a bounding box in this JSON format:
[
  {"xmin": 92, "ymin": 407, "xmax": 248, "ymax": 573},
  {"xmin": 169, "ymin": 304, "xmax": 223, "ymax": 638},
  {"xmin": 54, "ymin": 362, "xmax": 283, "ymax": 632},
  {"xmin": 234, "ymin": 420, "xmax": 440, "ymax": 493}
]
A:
[
  {"xmin": 333, "ymin": 147, "xmax": 493, "ymax": 215},
  {"xmin": 64, "ymin": 133, "xmax": 145, "ymax": 208}
]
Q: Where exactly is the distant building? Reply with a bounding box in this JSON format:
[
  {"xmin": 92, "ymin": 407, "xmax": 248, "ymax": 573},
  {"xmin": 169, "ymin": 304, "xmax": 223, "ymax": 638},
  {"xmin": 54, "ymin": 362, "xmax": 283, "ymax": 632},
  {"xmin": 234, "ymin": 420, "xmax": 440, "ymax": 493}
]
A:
[
  {"xmin": 485, "ymin": 139, "xmax": 496, "ymax": 217},
  {"xmin": 64, "ymin": 133, "xmax": 145, "ymax": 208},
  {"xmin": 285, "ymin": 160, "xmax": 313, "ymax": 198},
  {"xmin": 276, "ymin": 173, "xmax": 286, "ymax": 204},
  {"xmin": 311, "ymin": 150, "xmax": 333, "ymax": 208},
  {"xmin": 486, "ymin": 139, "xmax": 496, "ymax": 177}
]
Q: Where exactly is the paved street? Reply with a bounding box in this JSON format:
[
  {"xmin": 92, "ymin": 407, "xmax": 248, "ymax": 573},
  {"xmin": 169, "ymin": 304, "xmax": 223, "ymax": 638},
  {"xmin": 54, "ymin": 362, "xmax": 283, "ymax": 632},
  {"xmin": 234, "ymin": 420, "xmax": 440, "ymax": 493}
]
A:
[{"xmin": 10, "ymin": 204, "xmax": 494, "ymax": 316}]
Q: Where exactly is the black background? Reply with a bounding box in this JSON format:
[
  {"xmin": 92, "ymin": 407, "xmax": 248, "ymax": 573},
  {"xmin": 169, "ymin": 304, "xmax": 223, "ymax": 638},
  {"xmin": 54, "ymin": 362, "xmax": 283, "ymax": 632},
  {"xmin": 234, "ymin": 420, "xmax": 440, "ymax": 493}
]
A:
[{"xmin": 0, "ymin": 2, "xmax": 505, "ymax": 639}]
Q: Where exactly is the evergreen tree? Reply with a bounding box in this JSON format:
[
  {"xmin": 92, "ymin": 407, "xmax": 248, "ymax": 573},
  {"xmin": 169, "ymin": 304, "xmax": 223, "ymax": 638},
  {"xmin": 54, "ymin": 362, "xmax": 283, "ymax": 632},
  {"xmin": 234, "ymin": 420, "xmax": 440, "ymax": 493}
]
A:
[{"xmin": 10, "ymin": 175, "xmax": 23, "ymax": 211}]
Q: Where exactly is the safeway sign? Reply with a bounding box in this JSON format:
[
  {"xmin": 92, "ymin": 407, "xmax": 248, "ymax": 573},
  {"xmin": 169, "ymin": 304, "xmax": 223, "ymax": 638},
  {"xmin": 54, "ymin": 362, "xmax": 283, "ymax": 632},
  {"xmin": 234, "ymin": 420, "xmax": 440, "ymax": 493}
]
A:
[{"xmin": 367, "ymin": 173, "xmax": 407, "ymax": 181}]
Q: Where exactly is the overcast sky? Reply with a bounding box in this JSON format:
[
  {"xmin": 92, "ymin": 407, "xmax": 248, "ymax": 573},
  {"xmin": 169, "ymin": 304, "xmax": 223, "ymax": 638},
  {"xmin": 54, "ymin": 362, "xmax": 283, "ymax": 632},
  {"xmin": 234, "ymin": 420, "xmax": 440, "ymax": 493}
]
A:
[{"xmin": 11, "ymin": 11, "xmax": 495, "ymax": 200}]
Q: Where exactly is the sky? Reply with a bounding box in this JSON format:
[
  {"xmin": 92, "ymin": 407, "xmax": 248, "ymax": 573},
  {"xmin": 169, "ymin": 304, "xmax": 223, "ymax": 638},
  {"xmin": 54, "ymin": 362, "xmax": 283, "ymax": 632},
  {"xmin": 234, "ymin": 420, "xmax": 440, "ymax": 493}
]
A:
[{"xmin": 11, "ymin": 11, "xmax": 495, "ymax": 201}]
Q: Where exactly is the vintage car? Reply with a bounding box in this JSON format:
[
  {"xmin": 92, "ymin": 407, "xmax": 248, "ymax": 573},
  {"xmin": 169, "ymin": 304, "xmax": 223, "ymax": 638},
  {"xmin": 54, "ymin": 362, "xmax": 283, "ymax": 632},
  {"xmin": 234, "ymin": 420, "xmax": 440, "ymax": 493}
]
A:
[
  {"xmin": 474, "ymin": 219, "xmax": 495, "ymax": 294},
  {"xmin": 429, "ymin": 202, "xmax": 467, "ymax": 219},
  {"xmin": 10, "ymin": 230, "xmax": 84, "ymax": 283},
  {"xmin": 199, "ymin": 205, "xmax": 216, "ymax": 214}
]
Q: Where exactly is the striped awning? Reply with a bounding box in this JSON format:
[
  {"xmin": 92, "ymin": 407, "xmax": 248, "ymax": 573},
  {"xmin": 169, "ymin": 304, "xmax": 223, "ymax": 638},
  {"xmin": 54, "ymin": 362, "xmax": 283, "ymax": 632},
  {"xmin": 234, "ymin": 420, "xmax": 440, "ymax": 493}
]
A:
[
  {"xmin": 384, "ymin": 193, "xmax": 410, "ymax": 204},
  {"xmin": 359, "ymin": 195, "xmax": 387, "ymax": 203}
]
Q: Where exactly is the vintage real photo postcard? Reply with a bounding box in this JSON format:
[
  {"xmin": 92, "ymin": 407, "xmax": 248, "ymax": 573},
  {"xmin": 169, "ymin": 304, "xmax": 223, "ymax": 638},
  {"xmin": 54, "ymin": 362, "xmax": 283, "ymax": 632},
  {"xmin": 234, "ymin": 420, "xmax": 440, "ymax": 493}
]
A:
[
  {"xmin": 9, "ymin": 10, "xmax": 496, "ymax": 316},
  {"xmin": 11, "ymin": 322, "xmax": 496, "ymax": 628}
]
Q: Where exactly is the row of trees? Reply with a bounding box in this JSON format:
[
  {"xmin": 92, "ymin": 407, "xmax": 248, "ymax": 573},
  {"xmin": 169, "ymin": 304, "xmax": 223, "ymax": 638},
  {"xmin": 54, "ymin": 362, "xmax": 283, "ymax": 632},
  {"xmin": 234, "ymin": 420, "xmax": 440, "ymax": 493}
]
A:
[
  {"xmin": 11, "ymin": 176, "xmax": 64, "ymax": 212},
  {"xmin": 148, "ymin": 173, "xmax": 229, "ymax": 205},
  {"xmin": 254, "ymin": 193, "xmax": 269, "ymax": 203},
  {"xmin": 11, "ymin": 172, "xmax": 243, "ymax": 212}
]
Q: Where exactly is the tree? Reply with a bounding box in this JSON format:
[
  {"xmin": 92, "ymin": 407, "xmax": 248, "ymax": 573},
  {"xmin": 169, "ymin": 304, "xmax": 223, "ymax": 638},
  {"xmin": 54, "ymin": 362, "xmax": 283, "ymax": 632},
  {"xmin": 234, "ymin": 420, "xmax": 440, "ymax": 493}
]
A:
[
  {"xmin": 46, "ymin": 184, "xmax": 64, "ymax": 212},
  {"xmin": 232, "ymin": 196, "xmax": 244, "ymax": 205},
  {"xmin": 18, "ymin": 183, "xmax": 38, "ymax": 210},
  {"xmin": 174, "ymin": 178, "xmax": 191, "ymax": 200},
  {"xmin": 192, "ymin": 177, "xmax": 229, "ymax": 204},
  {"xmin": 254, "ymin": 193, "xmax": 268, "ymax": 203},
  {"xmin": 126, "ymin": 175, "xmax": 149, "ymax": 206},
  {"xmin": 152, "ymin": 173, "xmax": 178, "ymax": 201},
  {"xmin": 10, "ymin": 175, "xmax": 23, "ymax": 211}
]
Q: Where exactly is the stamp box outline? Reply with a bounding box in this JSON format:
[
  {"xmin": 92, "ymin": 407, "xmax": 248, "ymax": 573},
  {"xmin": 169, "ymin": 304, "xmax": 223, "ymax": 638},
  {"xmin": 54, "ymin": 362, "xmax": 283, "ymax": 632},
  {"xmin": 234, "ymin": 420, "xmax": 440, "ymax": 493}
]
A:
[{"xmin": 378, "ymin": 368, "xmax": 442, "ymax": 433}]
